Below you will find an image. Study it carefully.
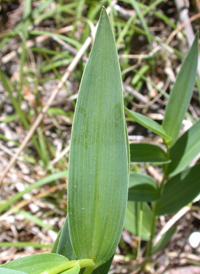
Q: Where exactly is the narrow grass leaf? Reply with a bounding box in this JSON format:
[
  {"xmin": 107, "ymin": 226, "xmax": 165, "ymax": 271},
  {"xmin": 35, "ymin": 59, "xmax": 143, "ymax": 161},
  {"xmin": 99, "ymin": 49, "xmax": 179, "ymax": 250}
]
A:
[
  {"xmin": 0, "ymin": 254, "xmax": 68, "ymax": 274},
  {"xmin": 41, "ymin": 59, "xmax": 72, "ymax": 74},
  {"xmin": 132, "ymin": 65, "xmax": 150, "ymax": 86},
  {"xmin": 168, "ymin": 118, "xmax": 200, "ymax": 176},
  {"xmin": 128, "ymin": 172, "xmax": 160, "ymax": 202},
  {"xmin": 0, "ymin": 114, "xmax": 19, "ymax": 123},
  {"xmin": 0, "ymin": 69, "xmax": 41, "ymax": 156},
  {"xmin": 163, "ymin": 34, "xmax": 198, "ymax": 147},
  {"xmin": 37, "ymin": 127, "xmax": 50, "ymax": 166},
  {"xmin": 151, "ymin": 226, "xmax": 176, "ymax": 255},
  {"xmin": 125, "ymin": 107, "xmax": 171, "ymax": 142},
  {"xmin": 153, "ymin": 10, "xmax": 177, "ymax": 29},
  {"xmin": 155, "ymin": 164, "xmax": 200, "ymax": 216},
  {"xmin": 29, "ymin": 31, "xmax": 82, "ymax": 49},
  {"xmin": 68, "ymin": 8, "xmax": 129, "ymax": 268},
  {"xmin": 124, "ymin": 201, "xmax": 153, "ymax": 240},
  {"xmin": 130, "ymin": 0, "xmax": 152, "ymax": 45},
  {"xmin": 130, "ymin": 143, "xmax": 170, "ymax": 164},
  {"xmin": 0, "ymin": 171, "xmax": 68, "ymax": 214},
  {"xmin": 15, "ymin": 209, "xmax": 56, "ymax": 231}
]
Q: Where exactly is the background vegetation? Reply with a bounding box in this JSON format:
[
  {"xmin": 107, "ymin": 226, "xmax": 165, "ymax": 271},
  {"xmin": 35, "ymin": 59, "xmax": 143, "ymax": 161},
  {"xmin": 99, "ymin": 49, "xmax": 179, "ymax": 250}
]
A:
[{"xmin": 0, "ymin": 0, "xmax": 200, "ymax": 273}]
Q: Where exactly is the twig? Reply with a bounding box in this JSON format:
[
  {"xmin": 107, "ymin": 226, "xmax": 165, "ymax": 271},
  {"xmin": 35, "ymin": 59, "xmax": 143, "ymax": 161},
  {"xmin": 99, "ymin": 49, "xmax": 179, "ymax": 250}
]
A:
[
  {"xmin": 166, "ymin": 12, "xmax": 200, "ymax": 46},
  {"xmin": 48, "ymin": 145, "xmax": 70, "ymax": 167}
]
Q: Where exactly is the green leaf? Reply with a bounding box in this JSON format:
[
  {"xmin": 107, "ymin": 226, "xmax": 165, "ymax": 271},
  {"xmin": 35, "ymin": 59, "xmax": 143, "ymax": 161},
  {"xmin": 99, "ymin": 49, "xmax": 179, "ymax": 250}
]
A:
[
  {"xmin": 128, "ymin": 172, "xmax": 160, "ymax": 202},
  {"xmin": 68, "ymin": 8, "xmax": 129, "ymax": 268},
  {"xmin": 130, "ymin": 0, "xmax": 152, "ymax": 45},
  {"xmin": 51, "ymin": 230, "xmax": 62, "ymax": 254},
  {"xmin": 124, "ymin": 201, "xmax": 153, "ymax": 240},
  {"xmin": 61, "ymin": 263, "xmax": 80, "ymax": 274},
  {"xmin": 93, "ymin": 256, "xmax": 114, "ymax": 274},
  {"xmin": 163, "ymin": 34, "xmax": 198, "ymax": 147},
  {"xmin": 124, "ymin": 107, "xmax": 171, "ymax": 142},
  {"xmin": 0, "ymin": 254, "xmax": 68, "ymax": 274},
  {"xmin": 56, "ymin": 217, "xmax": 76, "ymax": 260},
  {"xmin": 130, "ymin": 143, "xmax": 170, "ymax": 164},
  {"xmin": 151, "ymin": 226, "xmax": 176, "ymax": 255},
  {"xmin": 155, "ymin": 164, "xmax": 200, "ymax": 216},
  {"xmin": 0, "ymin": 268, "xmax": 27, "ymax": 274},
  {"xmin": 168, "ymin": 118, "xmax": 200, "ymax": 176},
  {"xmin": 15, "ymin": 209, "xmax": 56, "ymax": 231}
]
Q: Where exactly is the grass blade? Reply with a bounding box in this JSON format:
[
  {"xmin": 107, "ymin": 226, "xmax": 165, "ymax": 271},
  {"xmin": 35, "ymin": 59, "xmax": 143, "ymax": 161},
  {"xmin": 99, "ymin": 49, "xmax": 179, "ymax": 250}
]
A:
[
  {"xmin": 0, "ymin": 171, "xmax": 68, "ymax": 214},
  {"xmin": 130, "ymin": 0, "xmax": 152, "ymax": 45}
]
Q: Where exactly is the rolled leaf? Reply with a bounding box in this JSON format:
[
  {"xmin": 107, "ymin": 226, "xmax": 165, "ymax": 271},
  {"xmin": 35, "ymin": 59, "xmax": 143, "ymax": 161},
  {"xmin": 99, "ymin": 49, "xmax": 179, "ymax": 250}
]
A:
[
  {"xmin": 155, "ymin": 164, "xmax": 200, "ymax": 216},
  {"xmin": 68, "ymin": 7, "xmax": 129, "ymax": 268},
  {"xmin": 130, "ymin": 143, "xmax": 170, "ymax": 164},
  {"xmin": 51, "ymin": 229, "xmax": 62, "ymax": 253},
  {"xmin": 56, "ymin": 217, "xmax": 76, "ymax": 260},
  {"xmin": 163, "ymin": 34, "xmax": 198, "ymax": 147},
  {"xmin": 128, "ymin": 172, "xmax": 160, "ymax": 202},
  {"xmin": 168, "ymin": 118, "xmax": 200, "ymax": 176}
]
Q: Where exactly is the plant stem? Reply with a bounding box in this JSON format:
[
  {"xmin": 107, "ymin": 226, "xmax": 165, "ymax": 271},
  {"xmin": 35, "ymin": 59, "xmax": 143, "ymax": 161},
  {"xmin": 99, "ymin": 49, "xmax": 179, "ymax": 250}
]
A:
[
  {"xmin": 146, "ymin": 141, "xmax": 171, "ymax": 257},
  {"xmin": 83, "ymin": 265, "xmax": 96, "ymax": 274},
  {"xmin": 40, "ymin": 259, "xmax": 95, "ymax": 274},
  {"xmin": 145, "ymin": 203, "xmax": 156, "ymax": 257}
]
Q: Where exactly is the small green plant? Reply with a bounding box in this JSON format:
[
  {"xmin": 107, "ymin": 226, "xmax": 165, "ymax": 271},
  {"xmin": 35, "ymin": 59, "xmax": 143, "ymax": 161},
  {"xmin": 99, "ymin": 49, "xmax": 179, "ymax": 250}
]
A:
[
  {"xmin": 0, "ymin": 7, "xmax": 129, "ymax": 274},
  {"xmin": 1, "ymin": 5, "xmax": 200, "ymax": 274},
  {"xmin": 123, "ymin": 29, "xmax": 200, "ymax": 266}
]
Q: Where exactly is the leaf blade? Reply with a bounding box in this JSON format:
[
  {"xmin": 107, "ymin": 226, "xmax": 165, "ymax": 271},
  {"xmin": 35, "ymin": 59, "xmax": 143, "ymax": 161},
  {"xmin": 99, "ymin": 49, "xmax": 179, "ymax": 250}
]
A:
[
  {"xmin": 0, "ymin": 254, "xmax": 68, "ymax": 274},
  {"xmin": 168, "ymin": 118, "xmax": 200, "ymax": 176},
  {"xmin": 155, "ymin": 164, "xmax": 200, "ymax": 216},
  {"xmin": 151, "ymin": 226, "xmax": 177, "ymax": 255},
  {"xmin": 163, "ymin": 34, "xmax": 198, "ymax": 147},
  {"xmin": 124, "ymin": 107, "xmax": 171, "ymax": 142},
  {"xmin": 130, "ymin": 143, "xmax": 170, "ymax": 164},
  {"xmin": 68, "ymin": 8, "xmax": 128, "ymax": 267},
  {"xmin": 128, "ymin": 172, "xmax": 160, "ymax": 202}
]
